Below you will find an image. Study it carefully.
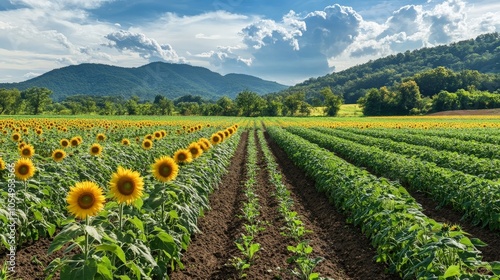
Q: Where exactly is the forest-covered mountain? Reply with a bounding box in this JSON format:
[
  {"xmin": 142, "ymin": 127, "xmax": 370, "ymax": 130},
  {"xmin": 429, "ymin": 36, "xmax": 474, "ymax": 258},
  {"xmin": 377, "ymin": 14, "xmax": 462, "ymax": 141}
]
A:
[
  {"xmin": 279, "ymin": 32, "xmax": 500, "ymax": 103},
  {"xmin": 0, "ymin": 62, "xmax": 288, "ymax": 101}
]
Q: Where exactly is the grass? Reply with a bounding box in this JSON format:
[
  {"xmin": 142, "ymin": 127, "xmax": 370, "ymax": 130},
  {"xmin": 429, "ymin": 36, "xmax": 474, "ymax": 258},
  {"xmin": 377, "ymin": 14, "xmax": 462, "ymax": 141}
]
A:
[{"xmin": 310, "ymin": 104, "xmax": 363, "ymax": 117}]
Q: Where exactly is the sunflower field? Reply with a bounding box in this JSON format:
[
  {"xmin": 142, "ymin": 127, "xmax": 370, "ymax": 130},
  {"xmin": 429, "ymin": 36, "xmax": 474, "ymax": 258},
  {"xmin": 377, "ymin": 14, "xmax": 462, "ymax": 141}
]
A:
[
  {"xmin": 0, "ymin": 117, "xmax": 242, "ymax": 279},
  {"xmin": 1, "ymin": 115, "xmax": 500, "ymax": 280}
]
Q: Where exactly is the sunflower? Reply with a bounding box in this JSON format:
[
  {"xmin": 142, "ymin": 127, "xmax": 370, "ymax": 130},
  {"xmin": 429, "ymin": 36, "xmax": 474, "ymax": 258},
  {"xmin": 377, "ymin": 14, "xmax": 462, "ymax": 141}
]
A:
[
  {"xmin": 66, "ymin": 181, "xmax": 105, "ymax": 219},
  {"xmin": 14, "ymin": 158, "xmax": 35, "ymax": 181},
  {"xmin": 218, "ymin": 131, "xmax": 225, "ymax": 142},
  {"xmin": 187, "ymin": 142, "xmax": 203, "ymax": 159},
  {"xmin": 19, "ymin": 144, "xmax": 35, "ymax": 158},
  {"xmin": 154, "ymin": 131, "xmax": 162, "ymax": 139},
  {"xmin": 109, "ymin": 166, "xmax": 144, "ymax": 205},
  {"xmin": 142, "ymin": 139, "xmax": 153, "ymax": 150},
  {"xmin": 0, "ymin": 158, "xmax": 5, "ymax": 170},
  {"xmin": 96, "ymin": 133, "xmax": 106, "ymax": 141},
  {"xmin": 173, "ymin": 149, "xmax": 193, "ymax": 164},
  {"xmin": 70, "ymin": 137, "xmax": 80, "ymax": 147},
  {"xmin": 60, "ymin": 138, "xmax": 70, "ymax": 148},
  {"xmin": 89, "ymin": 143, "xmax": 103, "ymax": 156},
  {"xmin": 36, "ymin": 129, "xmax": 43, "ymax": 135},
  {"xmin": 210, "ymin": 133, "xmax": 222, "ymax": 145},
  {"xmin": 198, "ymin": 138, "xmax": 211, "ymax": 151},
  {"xmin": 121, "ymin": 138, "xmax": 130, "ymax": 146},
  {"xmin": 152, "ymin": 156, "xmax": 179, "ymax": 182},
  {"xmin": 11, "ymin": 132, "xmax": 21, "ymax": 142},
  {"xmin": 52, "ymin": 149, "xmax": 66, "ymax": 162}
]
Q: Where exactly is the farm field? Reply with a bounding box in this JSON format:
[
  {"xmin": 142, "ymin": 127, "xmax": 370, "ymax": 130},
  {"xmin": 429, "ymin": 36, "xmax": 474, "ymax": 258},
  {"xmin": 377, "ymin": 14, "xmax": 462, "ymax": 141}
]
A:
[{"xmin": 1, "ymin": 115, "xmax": 500, "ymax": 279}]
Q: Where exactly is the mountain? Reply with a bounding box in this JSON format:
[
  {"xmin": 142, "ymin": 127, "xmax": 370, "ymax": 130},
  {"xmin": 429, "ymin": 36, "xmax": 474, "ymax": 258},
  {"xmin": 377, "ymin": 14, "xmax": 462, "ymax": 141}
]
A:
[
  {"xmin": 280, "ymin": 32, "xmax": 500, "ymax": 103},
  {"xmin": 0, "ymin": 62, "xmax": 288, "ymax": 101}
]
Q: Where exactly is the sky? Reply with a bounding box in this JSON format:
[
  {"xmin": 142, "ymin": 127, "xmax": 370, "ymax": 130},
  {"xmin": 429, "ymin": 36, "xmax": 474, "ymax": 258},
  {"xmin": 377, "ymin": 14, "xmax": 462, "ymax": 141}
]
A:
[{"xmin": 1, "ymin": 0, "xmax": 500, "ymax": 86}]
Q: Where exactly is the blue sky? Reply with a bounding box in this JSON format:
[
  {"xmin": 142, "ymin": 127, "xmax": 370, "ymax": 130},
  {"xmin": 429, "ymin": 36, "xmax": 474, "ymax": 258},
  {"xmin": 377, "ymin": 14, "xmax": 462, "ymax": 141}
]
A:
[{"xmin": 1, "ymin": 0, "xmax": 499, "ymax": 86}]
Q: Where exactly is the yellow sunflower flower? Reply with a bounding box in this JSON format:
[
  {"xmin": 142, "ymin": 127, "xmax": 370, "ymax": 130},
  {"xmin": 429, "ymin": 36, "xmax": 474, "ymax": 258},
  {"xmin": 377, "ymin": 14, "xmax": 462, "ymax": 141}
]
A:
[
  {"xmin": 11, "ymin": 132, "xmax": 21, "ymax": 142},
  {"xmin": 0, "ymin": 158, "xmax": 5, "ymax": 170},
  {"xmin": 19, "ymin": 144, "xmax": 35, "ymax": 158},
  {"xmin": 121, "ymin": 138, "xmax": 130, "ymax": 146},
  {"xmin": 66, "ymin": 181, "xmax": 105, "ymax": 219},
  {"xmin": 152, "ymin": 156, "xmax": 179, "ymax": 182},
  {"xmin": 210, "ymin": 133, "xmax": 222, "ymax": 145},
  {"xmin": 52, "ymin": 149, "xmax": 66, "ymax": 162},
  {"xmin": 109, "ymin": 166, "xmax": 144, "ymax": 205},
  {"xmin": 14, "ymin": 158, "xmax": 35, "ymax": 181},
  {"xmin": 89, "ymin": 143, "xmax": 103, "ymax": 156},
  {"xmin": 60, "ymin": 138, "xmax": 70, "ymax": 148},
  {"xmin": 187, "ymin": 142, "xmax": 203, "ymax": 159},
  {"xmin": 142, "ymin": 139, "xmax": 153, "ymax": 150},
  {"xmin": 70, "ymin": 137, "xmax": 80, "ymax": 147},
  {"xmin": 173, "ymin": 149, "xmax": 193, "ymax": 164},
  {"xmin": 96, "ymin": 133, "xmax": 106, "ymax": 141}
]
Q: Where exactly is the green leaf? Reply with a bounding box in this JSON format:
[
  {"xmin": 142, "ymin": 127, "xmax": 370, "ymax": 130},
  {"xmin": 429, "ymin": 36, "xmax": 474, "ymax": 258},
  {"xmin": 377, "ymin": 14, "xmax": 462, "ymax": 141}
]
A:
[
  {"xmin": 308, "ymin": 272, "xmax": 320, "ymax": 280},
  {"xmin": 491, "ymin": 261, "xmax": 500, "ymax": 276},
  {"xmin": 443, "ymin": 265, "xmax": 460, "ymax": 278},
  {"xmin": 48, "ymin": 223, "xmax": 82, "ymax": 254},
  {"xmin": 128, "ymin": 216, "xmax": 144, "ymax": 233},
  {"xmin": 96, "ymin": 244, "xmax": 127, "ymax": 264},
  {"xmin": 133, "ymin": 197, "xmax": 143, "ymax": 210},
  {"xmin": 85, "ymin": 225, "xmax": 102, "ymax": 242},
  {"xmin": 96, "ymin": 256, "xmax": 113, "ymax": 280}
]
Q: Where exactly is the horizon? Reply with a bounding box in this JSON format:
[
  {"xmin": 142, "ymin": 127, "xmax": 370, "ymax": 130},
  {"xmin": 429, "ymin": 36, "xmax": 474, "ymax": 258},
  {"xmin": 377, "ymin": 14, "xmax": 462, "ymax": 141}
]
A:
[{"xmin": 1, "ymin": 0, "xmax": 500, "ymax": 85}]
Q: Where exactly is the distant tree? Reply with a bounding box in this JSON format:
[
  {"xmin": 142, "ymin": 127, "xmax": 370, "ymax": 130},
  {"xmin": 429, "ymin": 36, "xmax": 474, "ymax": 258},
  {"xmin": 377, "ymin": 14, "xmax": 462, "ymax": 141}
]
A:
[
  {"xmin": 283, "ymin": 92, "xmax": 306, "ymax": 116},
  {"xmin": 320, "ymin": 87, "xmax": 344, "ymax": 116},
  {"xmin": 263, "ymin": 98, "xmax": 283, "ymax": 116},
  {"xmin": 396, "ymin": 80, "xmax": 422, "ymax": 114},
  {"xmin": 235, "ymin": 90, "xmax": 265, "ymax": 117},
  {"xmin": 126, "ymin": 96, "xmax": 140, "ymax": 115},
  {"xmin": 21, "ymin": 87, "xmax": 53, "ymax": 115},
  {"xmin": 153, "ymin": 95, "xmax": 174, "ymax": 115},
  {"xmin": 177, "ymin": 102, "xmax": 200, "ymax": 115},
  {"xmin": 216, "ymin": 96, "xmax": 236, "ymax": 116},
  {"xmin": 0, "ymin": 88, "xmax": 21, "ymax": 114},
  {"xmin": 174, "ymin": 95, "xmax": 204, "ymax": 105}
]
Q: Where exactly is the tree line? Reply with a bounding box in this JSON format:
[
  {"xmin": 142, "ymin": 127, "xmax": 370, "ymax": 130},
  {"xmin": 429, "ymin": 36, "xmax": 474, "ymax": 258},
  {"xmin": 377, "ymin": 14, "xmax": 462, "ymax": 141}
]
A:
[
  {"xmin": 357, "ymin": 67, "xmax": 500, "ymax": 115},
  {"xmin": 0, "ymin": 87, "xmax": 343, "ymax": 117}
]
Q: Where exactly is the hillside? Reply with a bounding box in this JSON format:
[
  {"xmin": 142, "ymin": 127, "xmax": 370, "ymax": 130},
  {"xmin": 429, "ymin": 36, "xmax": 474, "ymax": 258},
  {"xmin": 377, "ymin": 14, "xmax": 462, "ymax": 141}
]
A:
[
  {"xmin": 0, "ymin": 62, "xmax": 288, "ymax": 101},
  {"xmin": 281, "ymin": 32, "xmax": 500, "ymax": 103}
]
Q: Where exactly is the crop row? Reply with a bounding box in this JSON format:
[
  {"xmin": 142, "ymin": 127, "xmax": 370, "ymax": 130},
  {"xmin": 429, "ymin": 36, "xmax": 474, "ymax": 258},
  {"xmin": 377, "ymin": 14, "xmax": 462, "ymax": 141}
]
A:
[
  {"xmin": 335, "ymin": 126, "xmax": 500, "ymax": 159},
  {"xmin": 256, "ymin": 127, "xmax": 323, "ymax": 279},
  {"xmin": 313, "ymin": 127, "xmax": 500, "ymax": 180},
  {"xmin": 287, "ymin": 126, "xmax": 500, "ymax": 231},
  {"xmin": 394, "ymin": 128, "xmax": 500, "ymax": 145},
  {"xmin": 266, "ymin": 125, "xmax": 499, "ymax": 279}
]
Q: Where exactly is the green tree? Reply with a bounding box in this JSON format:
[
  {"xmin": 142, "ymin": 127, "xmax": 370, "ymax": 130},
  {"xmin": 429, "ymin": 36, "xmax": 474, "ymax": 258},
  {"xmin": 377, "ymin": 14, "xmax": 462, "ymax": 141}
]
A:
[
  {"xmin": 283, "ymin": 91, "xmax": 307, "ymax": 116},
  {"xmin": 21, "ymin": 87, "xmax": 53, "ymax": 115},
  {"xmin": 0, "ymin": 88, "xmax": 21, "ymax": 114},
  {"xmin": 153, "ymin": 95, "xmax": 174, "ymax": 115},
  {"xmin": 396, "ymin": 80, "xmax": 422, "ymax": 114},
  {"xmin": 126, "ymin": 96, "xmax": 140, "ymax": 115},
  {"xmin": 320, "ymin": 87, "xmax": 344, "ymax": 116},
  {"xmin": 235, "ymin": 90, "xmax": 265, "ymax": 117},
  {"xmin": 216, "ymin": 96, "xmax": 236, "ymax": 116}
]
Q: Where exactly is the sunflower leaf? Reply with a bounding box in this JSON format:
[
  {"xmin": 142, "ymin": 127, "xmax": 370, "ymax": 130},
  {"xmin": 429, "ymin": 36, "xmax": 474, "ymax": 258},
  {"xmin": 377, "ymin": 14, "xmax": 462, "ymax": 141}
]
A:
[{"xmin": 85, "ymin": 225, "xmax": 102, "ymax": 243}]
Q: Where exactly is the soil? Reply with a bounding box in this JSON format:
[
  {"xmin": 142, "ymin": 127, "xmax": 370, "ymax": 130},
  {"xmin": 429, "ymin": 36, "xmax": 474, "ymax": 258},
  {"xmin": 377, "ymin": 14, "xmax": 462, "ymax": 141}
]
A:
[
  {"xmin": 0, "ymin": 236, "xmax": 68, "ymax": 280},
  {"xmin": 170, "ymin": 129, "xmax": 400, "ymax": 280}
]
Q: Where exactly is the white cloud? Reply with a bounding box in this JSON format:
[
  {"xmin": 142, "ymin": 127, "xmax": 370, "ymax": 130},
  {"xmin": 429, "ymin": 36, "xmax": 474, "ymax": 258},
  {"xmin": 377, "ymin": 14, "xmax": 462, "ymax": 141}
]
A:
[
  {"xmin": 1, "ymin": 0, "xmax": 500, "ymax": 85},
  {"xmin": 105, "ymin": 30, "xmax": 186, "ymax": 63}
]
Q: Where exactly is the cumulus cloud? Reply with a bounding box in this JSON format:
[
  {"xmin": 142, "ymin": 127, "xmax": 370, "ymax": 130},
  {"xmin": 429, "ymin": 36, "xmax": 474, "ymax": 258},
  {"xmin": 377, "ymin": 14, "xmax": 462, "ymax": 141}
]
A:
[{"xmin": 105, "ymin": 30, "xmax": 186, "ymax": 63}]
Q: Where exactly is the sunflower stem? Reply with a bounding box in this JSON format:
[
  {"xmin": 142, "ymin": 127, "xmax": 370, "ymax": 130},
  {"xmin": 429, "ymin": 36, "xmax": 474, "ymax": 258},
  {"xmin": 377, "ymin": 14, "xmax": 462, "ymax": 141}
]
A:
[
  {"xmin": 119, "ymin": 203, "xmax": 124, "ymax": 231},
  {"xmin": 84, "ymin": 216, "xmax": 89, "ymax": 273}
]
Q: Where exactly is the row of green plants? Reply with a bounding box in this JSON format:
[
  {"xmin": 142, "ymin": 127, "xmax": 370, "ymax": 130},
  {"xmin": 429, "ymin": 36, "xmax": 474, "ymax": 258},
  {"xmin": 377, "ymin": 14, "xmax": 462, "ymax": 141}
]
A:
[
  {"xmin": 231, "ymin": 128, "xmax": 262, "ymax": 278},
  {"xmin": 337, "ymin": 127, "xmax": 500, "ymax": 159},
  {"xmin": 314, "ymin": 127, "xmax": 500, "ymax": 180},
  {"xmin": 1, "ymin": 123, "xmax": 241, "ymax": 279},
  {"xmin": 394, "ymin": 127, "xmax": 500, "ymax": 145},
  {"xmin": 287, "ymin": 126, "xmax": 500, "ymax": 231},
  {"xmin": 256, "ymin": 127, "xmax": 323, "ymax": 280},
  {"xmin": 266, "ymin": 124, "xmax": 500, "ymax": 279}
]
